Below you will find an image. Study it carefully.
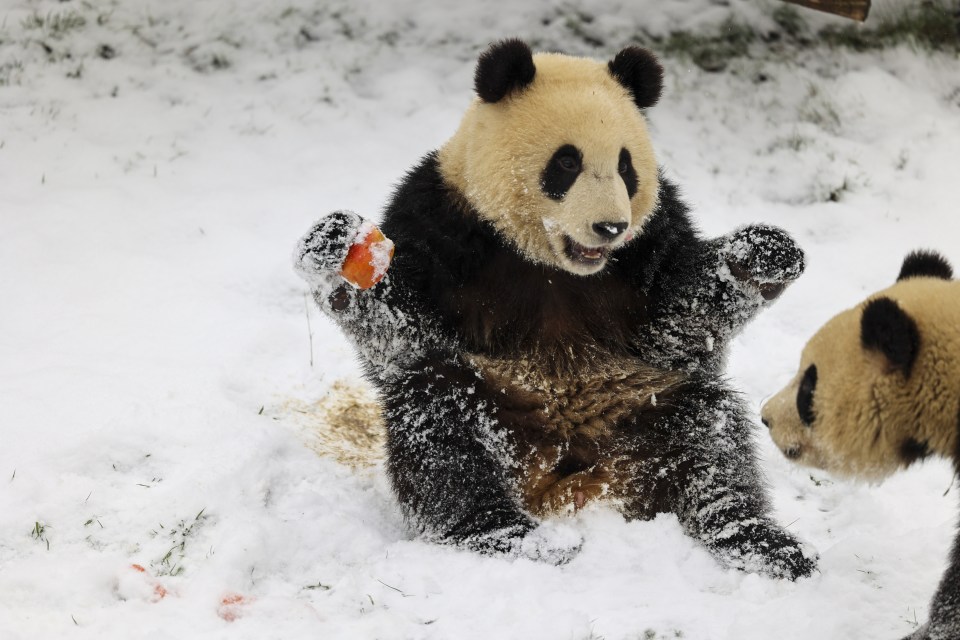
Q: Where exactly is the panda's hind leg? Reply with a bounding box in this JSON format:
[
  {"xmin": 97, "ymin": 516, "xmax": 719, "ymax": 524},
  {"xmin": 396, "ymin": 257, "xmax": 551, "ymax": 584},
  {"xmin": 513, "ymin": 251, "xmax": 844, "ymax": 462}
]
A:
[
  {"xmin": 382, "ymin": 352, "xmax": 582, "ymax": 565},
  {"xmin": 618, "ymin": 376, "xmax": 818, "ymax": 580}
]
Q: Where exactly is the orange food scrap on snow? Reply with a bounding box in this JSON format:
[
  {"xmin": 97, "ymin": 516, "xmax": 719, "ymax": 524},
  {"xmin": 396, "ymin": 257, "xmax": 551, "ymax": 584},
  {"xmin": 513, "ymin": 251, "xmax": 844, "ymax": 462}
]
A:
[
  {"xmin": 340, "ymin": 224, "xmax": 394, "ymax": 289},
  {"xmin": 126, "ymin": 564, "xmax": 168, "ymax": 601},
  {"xmin": 218, "ymin": 592, "xmax": 254, "ymax": 622}
]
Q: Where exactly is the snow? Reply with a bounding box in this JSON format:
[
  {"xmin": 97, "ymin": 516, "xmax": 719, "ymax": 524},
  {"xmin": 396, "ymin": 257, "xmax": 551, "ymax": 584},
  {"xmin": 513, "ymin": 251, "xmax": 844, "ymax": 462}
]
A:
[{"xmin": 1, "ymin": 0, "xmax": 958, "ymax": 638}]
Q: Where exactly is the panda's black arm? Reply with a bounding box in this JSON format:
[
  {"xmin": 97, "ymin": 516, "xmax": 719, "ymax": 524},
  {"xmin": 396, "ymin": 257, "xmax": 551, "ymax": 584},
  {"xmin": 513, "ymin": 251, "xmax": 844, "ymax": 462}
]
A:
[
  {"xmin": 294, "ymin": 210, "xmax": 456, "ymax": 384},
  {"xmin": 294, "ymin": 152, "xmax": 493, "ymax": 380},
  {"xmin": 623, "ymin": 175, "xmax": 805, "ymax": 373}
]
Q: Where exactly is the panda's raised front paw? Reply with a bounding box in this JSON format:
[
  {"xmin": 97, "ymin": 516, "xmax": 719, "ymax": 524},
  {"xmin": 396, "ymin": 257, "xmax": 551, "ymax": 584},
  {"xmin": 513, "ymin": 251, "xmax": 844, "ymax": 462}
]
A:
[
  {"xmin": 293, "ymin": 210, "xmax": 365, "ymax": 287},
  {"xmin": 463, "ymin": 520, "xmax": 583, "ymax": 565},
  {"xmin": 724, "ymin": 225, "xmax": 805, "ymax": 301}
]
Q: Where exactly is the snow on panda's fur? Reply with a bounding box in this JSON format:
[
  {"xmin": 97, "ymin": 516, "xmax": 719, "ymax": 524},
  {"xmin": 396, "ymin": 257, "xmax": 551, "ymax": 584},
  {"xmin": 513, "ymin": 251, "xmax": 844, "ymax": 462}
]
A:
[
  {"xmin": 295, "ymin": 40, "xmax": 816, "ymax": 578},
  {"xmin": 762, "ymin": 251, "xmax": 960, "ymax": 638}
]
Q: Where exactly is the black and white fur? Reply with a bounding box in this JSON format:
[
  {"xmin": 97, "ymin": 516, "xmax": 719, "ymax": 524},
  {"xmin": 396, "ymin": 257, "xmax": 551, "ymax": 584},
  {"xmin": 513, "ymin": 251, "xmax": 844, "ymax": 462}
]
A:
[{"xmin": 294, "ymin": 41, "xmax": 814, "ymax": 578}]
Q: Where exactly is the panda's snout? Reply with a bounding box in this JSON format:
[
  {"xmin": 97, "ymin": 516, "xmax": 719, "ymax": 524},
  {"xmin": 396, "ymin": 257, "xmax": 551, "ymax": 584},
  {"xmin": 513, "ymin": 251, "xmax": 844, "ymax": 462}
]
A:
[{"xmin": 592, "ymin": 221, "xmax": 628, "ymax": 240}]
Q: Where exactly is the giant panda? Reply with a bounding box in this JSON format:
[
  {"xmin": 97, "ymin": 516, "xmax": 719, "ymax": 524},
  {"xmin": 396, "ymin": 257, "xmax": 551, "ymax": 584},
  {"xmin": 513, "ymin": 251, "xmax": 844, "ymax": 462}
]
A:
[
  {"xmin": 761, "ymin": 251, "xmax": 960, "ymax": 638},
  {"xmin": 295, "ymin": 39, "xmax": 816, "ymax": 579}
]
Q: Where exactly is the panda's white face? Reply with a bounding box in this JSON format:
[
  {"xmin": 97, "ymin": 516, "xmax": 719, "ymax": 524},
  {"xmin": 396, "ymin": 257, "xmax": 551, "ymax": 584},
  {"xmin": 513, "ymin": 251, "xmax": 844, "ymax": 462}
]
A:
[
  {"xmin": 439, "ymin": 52, "xmax": 660, "ymax": 276},
  {"xmin": 538, "ymin": 141, "xmax": 639, "ymax": 275}
]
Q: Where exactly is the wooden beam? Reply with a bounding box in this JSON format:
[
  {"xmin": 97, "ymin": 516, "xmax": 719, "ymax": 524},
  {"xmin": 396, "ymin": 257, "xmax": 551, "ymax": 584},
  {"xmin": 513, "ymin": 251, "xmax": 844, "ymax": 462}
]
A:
[{"xmin": 781, "ymin": 0, "xmax": 871, "ymax": 22}]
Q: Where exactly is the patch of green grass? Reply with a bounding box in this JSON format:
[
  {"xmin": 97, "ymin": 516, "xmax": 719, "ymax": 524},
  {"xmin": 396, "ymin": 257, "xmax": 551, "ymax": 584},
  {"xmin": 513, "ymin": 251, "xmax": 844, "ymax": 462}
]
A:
[
  {"xmin": 0, "ymin": 59, "xmax": 24, "ymax": 86},
  {"xmin": 662, "ymin": 18, "xmax": 756, "ymax": 72},
  {"xmin": 771, "ymin": 5, "xmax": 808, "ymax": 41},
  {"xmin": 563, "ymin": 11, "xmax": 605, "ymax": 48},
  {"xmin": 151, "ymin": 508, "xmax": 209, "ymax": 577},
  {"xmin": 21, "ymin": 10, "xmax": 87, "ymax": 39},
  {"xmin": 653, "ymin": 2, "xmax": 956, "ymax": 70},
  {"xmin": 798, "ymin": 83, "xmax": 842, "ymax": 134},
  {"xmin": 31, "ymin": 521, "xmax": 50, "ymax": 550},
  {"xmin": 821, "ymin": 1, "xmax": 960, "ymax": 52}
]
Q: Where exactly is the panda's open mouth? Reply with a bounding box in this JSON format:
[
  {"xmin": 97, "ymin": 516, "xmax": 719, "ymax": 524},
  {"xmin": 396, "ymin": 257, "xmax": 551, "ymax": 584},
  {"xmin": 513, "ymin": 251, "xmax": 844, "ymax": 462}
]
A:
[{"xmin": 564, "ymin": 236, "xmax": 609, "ymax": 267}]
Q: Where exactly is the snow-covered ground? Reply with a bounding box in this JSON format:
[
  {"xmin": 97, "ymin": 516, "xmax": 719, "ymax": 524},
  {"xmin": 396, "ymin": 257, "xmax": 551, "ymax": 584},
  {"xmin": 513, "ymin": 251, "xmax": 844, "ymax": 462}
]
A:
[{"xmin": 2, "ymin": 1, "xmax": 959, "ymax": 638}]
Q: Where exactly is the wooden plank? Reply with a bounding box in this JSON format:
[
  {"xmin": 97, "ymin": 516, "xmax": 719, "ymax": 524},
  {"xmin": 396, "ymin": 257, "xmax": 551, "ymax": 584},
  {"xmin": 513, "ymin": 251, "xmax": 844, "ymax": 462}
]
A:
[{"xmin": 782, "ymin": 0, "xmax": 871, "ymax": 21}]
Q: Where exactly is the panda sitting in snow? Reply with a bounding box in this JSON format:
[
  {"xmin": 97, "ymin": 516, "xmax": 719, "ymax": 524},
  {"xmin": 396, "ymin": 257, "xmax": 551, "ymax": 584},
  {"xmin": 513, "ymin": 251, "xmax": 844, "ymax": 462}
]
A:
[
  {"xmin": 762, "ymin": 251, "xmax": 960, "ymax": 637},
  {"xmin": 295, "ymin": 40, "xmax": 816, "ymax": 579}
]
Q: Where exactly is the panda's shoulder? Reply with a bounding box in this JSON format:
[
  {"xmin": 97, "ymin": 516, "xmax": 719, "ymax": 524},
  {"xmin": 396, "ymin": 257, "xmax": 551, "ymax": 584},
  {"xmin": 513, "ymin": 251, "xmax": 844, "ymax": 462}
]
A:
[
  {"xmin": 613, "ymin": 174, "xmax": 698, "ymax": 275},
  {"xmin": 381, "ymin": 151, "xmax": 501, "ymax": 284},
  {"xmin": 644, "ymin": 175, "xmax": 697, "ymax": 241}
]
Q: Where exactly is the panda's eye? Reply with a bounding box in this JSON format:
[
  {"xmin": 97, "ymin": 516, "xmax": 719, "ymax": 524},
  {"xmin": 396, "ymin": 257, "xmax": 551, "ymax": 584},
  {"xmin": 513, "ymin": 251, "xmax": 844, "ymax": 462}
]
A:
[
  {"xmin": 617, "ymin": 148, "xmax": 638, "ymax": 198},
  {"xmin": 556, "ymin": 154, "xmax": 580, "ymax": 173},
  {"xmin": 796, "ymin": 364, "xmax": 817, "ymax": 427}
]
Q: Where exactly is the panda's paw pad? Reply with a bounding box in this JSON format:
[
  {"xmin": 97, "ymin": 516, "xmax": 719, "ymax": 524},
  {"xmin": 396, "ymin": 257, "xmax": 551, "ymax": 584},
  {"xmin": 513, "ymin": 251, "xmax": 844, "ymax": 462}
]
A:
[
  {"xmin": 725, "ymin": 225, "xmax": 805, "ymax": 300},
  {"xmin": 293, "ymin": 210, "xmax": 365, "ymax": 285}
]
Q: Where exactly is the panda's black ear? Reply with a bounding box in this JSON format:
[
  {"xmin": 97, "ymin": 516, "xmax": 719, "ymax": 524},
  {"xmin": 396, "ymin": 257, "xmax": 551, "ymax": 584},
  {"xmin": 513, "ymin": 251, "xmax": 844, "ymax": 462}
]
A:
[
  {"xmin": 474, "ymin": 39, "xmax": 536, "ymax": 104},
  {"xmin": 860, "ymin": 297, "xmax": 920, "ymax": 377},
  {"xmin": 608, "ymin": 46, "xmax": 663, "ymax": 110},
  {"xmin": 897, "ymin": 250, "xmax": 953, "ymax": 282}
]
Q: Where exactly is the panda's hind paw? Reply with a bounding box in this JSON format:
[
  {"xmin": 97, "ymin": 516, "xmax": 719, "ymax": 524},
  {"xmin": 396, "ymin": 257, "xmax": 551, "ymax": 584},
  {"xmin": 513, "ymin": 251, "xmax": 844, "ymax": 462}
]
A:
[
  {"xmin": 765, "ymin": 539, "xmax": 819, "ymax": 581},
  {"xmin": 714, "ymin": 521, "xmax": 818, "ymax": 580},
  {"xmin": 725, "ymin": 225, "xmax": 805, "ymax": 301},
  {"xmin": 463, "ymin": 520, "xmax": 583, "ymax": 565},
  {"xmin": 517, "ymin": 521, "xmax": 583, "ymax": 565},
  {"xmin": 293, "ymin": 210, "xmax": 365, "ymax": 286}
]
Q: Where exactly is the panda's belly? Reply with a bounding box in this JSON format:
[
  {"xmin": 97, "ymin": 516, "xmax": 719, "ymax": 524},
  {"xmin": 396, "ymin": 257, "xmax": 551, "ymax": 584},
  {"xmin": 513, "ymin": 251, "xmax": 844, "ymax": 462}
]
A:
[{"xmin": 468, "ymin": 353, "xmax": 684, "ymax": 514}]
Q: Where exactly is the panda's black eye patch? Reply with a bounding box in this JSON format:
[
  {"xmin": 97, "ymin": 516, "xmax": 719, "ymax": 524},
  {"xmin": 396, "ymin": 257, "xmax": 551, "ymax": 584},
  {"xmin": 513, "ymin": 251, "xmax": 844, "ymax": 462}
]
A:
[
  {"xmin": 797, "ymin": 364, "xmax": 817, "ymax": 427},
  {"xmin": 618, "ymin": 148, "xmax": 638, "ymax": 199},
  {"xmin": 540, "ymin": 144, "xmax": 583, "ymax": 201}
]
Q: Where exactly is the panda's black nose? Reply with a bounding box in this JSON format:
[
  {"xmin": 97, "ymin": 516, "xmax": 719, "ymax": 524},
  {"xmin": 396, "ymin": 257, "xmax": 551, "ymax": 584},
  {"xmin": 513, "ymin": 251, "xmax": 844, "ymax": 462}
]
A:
[{"xmin": 593, "ymin": 222, "xmax": 628, "ymax": 240}]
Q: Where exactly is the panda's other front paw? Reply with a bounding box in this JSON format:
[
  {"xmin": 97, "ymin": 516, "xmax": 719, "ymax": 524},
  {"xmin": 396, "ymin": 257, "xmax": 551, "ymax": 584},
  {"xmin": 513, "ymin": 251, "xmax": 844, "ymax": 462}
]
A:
[
  {"xmin": 725, "ymin": 225, "xmax": 805, "ymax": 301},
  {"xmin": 293, "ymin": 210, "xmax": 365, "ymax": 287}
]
